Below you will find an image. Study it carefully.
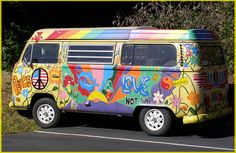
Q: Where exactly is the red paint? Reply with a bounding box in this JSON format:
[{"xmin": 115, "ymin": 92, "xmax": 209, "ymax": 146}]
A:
[
  {"xmin": 46, "ymin": 30, "xmax": 69, "ymax": 39},
  {"xmin": 63, "ymin": 75, "xmax": 75, "ymax": 87},
  {"xmin": 32, "ymin": 32, "xmax": 43, "ymax": 42},
  {"xmin": 161, "ymin": 77, "xmax": 173, "ymax": 90},
  {"xmin": 77, "ymin": 84, "xmax": 90, "ymax": 96}
]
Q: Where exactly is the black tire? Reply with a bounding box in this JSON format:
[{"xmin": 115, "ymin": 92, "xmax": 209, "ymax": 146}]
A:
[
  {"xmin": 32, "ymin": 97, "xmax": 61, "ymax": 128},
  {"xmin": 139, "ymin": 108, "xmax": 172, "ymax": 136}
]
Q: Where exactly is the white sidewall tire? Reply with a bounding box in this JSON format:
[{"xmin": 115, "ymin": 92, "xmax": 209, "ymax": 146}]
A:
[
  {"xmin": 32, "ymin": 97, "xmax": 61, "ymax": 128},
  {"xmin": 139, "ymin": 108, "xmax": 172, "ymax": 136}
]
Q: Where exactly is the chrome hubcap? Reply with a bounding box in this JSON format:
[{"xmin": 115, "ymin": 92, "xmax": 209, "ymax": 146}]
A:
[
  {"xmin": 37, "ymin": 104, "xmax": 55, "ymax": 124},
  {"xmin": 144, "ymin": 109, "xmax": 164, "ymax": 131}
]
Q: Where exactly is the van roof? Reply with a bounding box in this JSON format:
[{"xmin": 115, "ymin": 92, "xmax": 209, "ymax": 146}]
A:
[{"xmin": 30, "ymin": 27, "xmax": 219, "ymax": 42}]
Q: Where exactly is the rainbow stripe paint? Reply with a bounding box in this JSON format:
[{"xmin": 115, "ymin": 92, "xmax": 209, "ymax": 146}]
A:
[{"xmin": 30, "ymin": 27, "xmax": 218, "ymax": 41}]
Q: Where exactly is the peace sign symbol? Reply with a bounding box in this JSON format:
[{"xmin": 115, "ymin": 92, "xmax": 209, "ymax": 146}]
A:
[{"xmin": 32, "ymin": 68, "xmax": 48, "ymax": 90}]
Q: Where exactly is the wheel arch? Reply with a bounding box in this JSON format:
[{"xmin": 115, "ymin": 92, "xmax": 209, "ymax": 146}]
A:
[
  {"xmin": 133, "ymin": 105, "xmax": 176, "ymax": 119},
  {"xmin": 30, "ymin": 93, "xmax": 57, "ymax": 109}
]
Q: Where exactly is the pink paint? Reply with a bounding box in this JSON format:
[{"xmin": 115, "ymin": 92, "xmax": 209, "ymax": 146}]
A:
[{"xmin": 91, "ymin": 67, "xmax": 104, "ymax": 90}]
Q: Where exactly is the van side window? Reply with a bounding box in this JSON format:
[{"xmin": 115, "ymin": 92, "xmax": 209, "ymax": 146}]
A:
[
  {"xmin": 23, "ymin": 44, "xmax": 59, "ymax": 64},
  {"xmin": 32, "ymin": 44, "xmax": 59, "ymax": 63},
  {"xmin": 67, "ymin": 45, "xmax": 114, "ymax": 64},
  {"xmin": 121, "ymin": 44, "xmax": 177, "ymax": 67},
  {"xmin": 121, "ymin": 44, "xmax": 134, "ymax": 65}
]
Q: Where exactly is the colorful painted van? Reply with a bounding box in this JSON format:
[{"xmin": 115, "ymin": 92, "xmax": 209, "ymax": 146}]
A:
[{"xmin": 9, "ymin": 27, "xmax": 232, "ymax": 135}]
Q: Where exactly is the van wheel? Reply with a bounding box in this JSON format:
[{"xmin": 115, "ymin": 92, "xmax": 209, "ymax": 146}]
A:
[
  {"xmin": 32, "ymin": 98, "xmax": 61, "ymax": 128},
  {"xmin": 139, "ymin": 108, "xmax": 172, "ymax": 136}
]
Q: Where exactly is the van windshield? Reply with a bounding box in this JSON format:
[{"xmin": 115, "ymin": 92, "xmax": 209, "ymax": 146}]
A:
[{"xmin": 200, "ymin": 46, "xmax": 225, "ymax": 66}]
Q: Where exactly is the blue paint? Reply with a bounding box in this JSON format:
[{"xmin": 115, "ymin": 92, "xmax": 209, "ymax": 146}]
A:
[
  {"xmin": 122, "ymin": 76, "xmax": 150, "ymax": 96},
  {"xmin": 76, "ymin": 72, "xmax": 98, "ymax": 91},
  {"xmin": 100, "ymin": 66, "xmax": 114, "ymax": 91}
]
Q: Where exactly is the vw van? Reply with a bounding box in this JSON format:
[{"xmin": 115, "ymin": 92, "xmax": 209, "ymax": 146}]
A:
[{"xmin": 9, "ymin": 27, "xmax": 232, "ymax": 135}]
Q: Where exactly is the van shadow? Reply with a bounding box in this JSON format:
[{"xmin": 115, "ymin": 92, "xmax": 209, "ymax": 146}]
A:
[
  {"xmin": 59, "ymin": 112, "xmax": 141, "ymax": 131},
  {"xmin": 169, "ymin": 113, "xmax": 234, "ymax": 138},
  {"xmin": 58, "ymin": 112, "xmax": 234, "ymax": 138}
]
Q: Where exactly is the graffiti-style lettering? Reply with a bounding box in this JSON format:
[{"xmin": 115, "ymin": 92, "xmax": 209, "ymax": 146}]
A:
[
  {"xmin": 126, "ymin": 97, "xmax": 138, "ymax": 105},
  {"xmin": 173, "ymin": 77, "xmax": 188, "ymax": 86},
  {"xmin": 13, "ymin": 75, "xmax": 31, "ymax": 95},
  {"xmin": 141, "ymin": 98, "xmax": 152, "ymax": 104},
  {"xmin": 122, "ymin": 76, "xmax": 150, "ymax": 96}
]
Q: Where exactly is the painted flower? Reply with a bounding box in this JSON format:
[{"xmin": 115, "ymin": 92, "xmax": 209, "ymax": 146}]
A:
[
  {"xmin": 185, "ymin": 49, "xmax": 192, "ymax": 57},
  {"xmin": 60, "ymin": 90, "xmax": 67, "ymax": 100},
  {"xmin": 190, "ymin": 55, "xmax": 200, "ymax": 65},
  {"xmin": 22, "ymin": 89, "xmax": 28, "ymax": 98},
  {"xmin": 170, "ymin": 95, "xmax": 182, "ymax": 108},
  {"xmin": 49, "ymin": 68, "xmax": 61, "ymax": 84},
  {"xmin": 181, "ymin": 105, "xmax": 188, "ymax": 111},
  {"xmin": 17, "ymin": 66, "xmax": 23, "ymax": 74},
  {"xmin": 22, "ymin": 75, "xmax": 31, "ymax": 88},
  {"xmin": 63, "ymin": 75, "xmax": 75, "ymax": 87},
  {"xmin": 187, "ymin": 91, "xmax": 200, "ymax": 105},
  {"xmin": 153, "ymin": 91, "xmax": 164, "ymax": 104}
]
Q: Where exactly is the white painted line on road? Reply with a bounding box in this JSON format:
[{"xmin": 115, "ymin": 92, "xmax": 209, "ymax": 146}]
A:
[{"xmin": 35, "ymin": 130, "xmax": 234, "ymax": 151}]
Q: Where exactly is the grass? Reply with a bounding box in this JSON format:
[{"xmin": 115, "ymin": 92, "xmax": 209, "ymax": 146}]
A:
[
  {"xmin": 2, "ymin": 105, "xmax": 40, "ymax": 134},
  {"xmin": 2, "ymin": 71, "xmax": 40, "ymax": 134}
]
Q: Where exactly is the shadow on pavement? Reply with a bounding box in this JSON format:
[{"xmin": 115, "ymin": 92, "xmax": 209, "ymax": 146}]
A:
[
  {"xmin": 58, "ymin": 111, "xmax": 234, "ymax": 138},
  {"xmin": 59, "ymin": 113, "xmax": 141, "ymax": 131}
]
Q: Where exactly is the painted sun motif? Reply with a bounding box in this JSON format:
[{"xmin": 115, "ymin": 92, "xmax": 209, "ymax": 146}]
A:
[{"xmin": 49, "ymin": 67, "xmax": 61, "ymax": 84}]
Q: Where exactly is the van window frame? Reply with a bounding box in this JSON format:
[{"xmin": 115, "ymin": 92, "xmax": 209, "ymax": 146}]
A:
[
  {"xmin": 121, "ymin": 43, "xmax": 178, "ymax": 67},
  {"xmin": 21, "ymin": 43, "xmax": 60, "ymax": 64},
  {"xmin": 66, "ymin": 44, "xmax": 115, "ymax": 65}
]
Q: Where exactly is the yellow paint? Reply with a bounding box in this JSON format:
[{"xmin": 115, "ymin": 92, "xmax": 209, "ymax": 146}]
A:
[
  {"xmin": 183, "ymin": 107, "xmax": 232, "ymax": 124},
  {"xmin": 173, "ymin": 77, "xmax": 188, "ymax": 86},
  {"xmin": 87, "ymin": 91, "xmax": 108, "ymax": 103},
  {"xmin": 69, "ymin": 30, "xmax": 91, "ymax": 39}
]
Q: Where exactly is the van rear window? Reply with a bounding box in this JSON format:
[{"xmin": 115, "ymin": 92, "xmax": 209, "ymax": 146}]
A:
[
  {"xmin": 201, "ymin": 46, "xmax": 225, "ymax": 66},
  {"xmin": 121, "ymin": 44, "xmax": 177, "ymax": 67}
]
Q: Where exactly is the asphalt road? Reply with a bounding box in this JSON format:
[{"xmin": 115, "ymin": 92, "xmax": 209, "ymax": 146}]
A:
[{"xmin": 2, "ymin": 112, "xmax": 234, "ymax": 152}]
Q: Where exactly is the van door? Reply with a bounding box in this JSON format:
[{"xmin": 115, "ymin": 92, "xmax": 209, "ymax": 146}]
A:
[
  {"xmin": 20, "ymin": 43, "xmax": 61, "ymax": 107},
  {"xmin": 61, "ymin": 42, "xmax": 121, "ymax": 112}
]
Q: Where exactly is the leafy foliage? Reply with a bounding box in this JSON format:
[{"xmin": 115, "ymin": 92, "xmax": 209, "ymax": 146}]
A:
[
  {"xmin": 113, "ymin": 2, "xmax": 234, "ymax": 74},
  {"xmin": 2, "ymin": 23, "xmax": 31, "ymax": 70}
]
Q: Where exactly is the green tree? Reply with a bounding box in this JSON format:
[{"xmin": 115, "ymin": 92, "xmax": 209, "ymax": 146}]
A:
[
  {"xmin": 113, "ymin": 2, "xmax": 234, "ymax": 74},
  {"xmin": 2, "ymin": 23, "xmax": 31, "ymax": 70}
]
